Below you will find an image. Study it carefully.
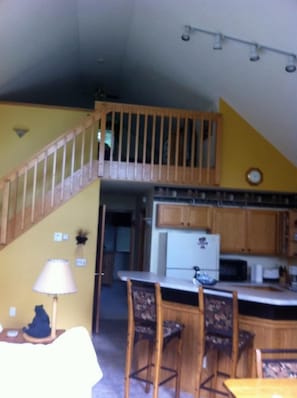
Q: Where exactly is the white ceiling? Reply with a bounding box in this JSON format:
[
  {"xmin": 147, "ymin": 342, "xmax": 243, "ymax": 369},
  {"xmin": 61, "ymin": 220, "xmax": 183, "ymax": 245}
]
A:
[{"xmin": 1, "ymin": 0, "xmax": 296, "ymax": 166}]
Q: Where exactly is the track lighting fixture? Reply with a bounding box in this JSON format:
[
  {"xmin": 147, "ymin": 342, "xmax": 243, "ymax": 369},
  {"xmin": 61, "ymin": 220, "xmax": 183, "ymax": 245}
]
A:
[
  {"xmin": 181, "ymin": 24, "xmax": 296, "ymax": 73},
  {"xmin": 213, "ymin": 33, "xmax": 223, "ymax": 50},
  {"xmin": 181, "ymin": 25, "xmax": 191, "ymax": 42},
  {"xmin": 249, "ymin": 44, "xmax": 260, "ymax": 62},
  {"xmin": 285, "ymin": 55, "xmax": 296, "ymax": 73}
]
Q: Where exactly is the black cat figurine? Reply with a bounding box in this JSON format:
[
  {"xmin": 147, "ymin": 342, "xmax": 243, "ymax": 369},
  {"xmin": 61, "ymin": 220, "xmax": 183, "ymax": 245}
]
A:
[{"xmin": 23, "ymin": 304, "xmax": 51, "ymax": 338}]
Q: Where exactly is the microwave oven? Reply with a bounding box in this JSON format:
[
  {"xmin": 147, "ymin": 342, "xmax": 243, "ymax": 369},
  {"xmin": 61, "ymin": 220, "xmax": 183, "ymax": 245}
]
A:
[{"xmin": 219, "ymin": 258, "xmax": 248, "ymax": 282}]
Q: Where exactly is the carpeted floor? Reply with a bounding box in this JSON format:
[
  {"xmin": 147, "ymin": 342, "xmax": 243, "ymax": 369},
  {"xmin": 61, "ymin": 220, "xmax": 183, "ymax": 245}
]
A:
[{"xmin": 91, "ymin": 319, "xmax": 193, "ymax": 398}]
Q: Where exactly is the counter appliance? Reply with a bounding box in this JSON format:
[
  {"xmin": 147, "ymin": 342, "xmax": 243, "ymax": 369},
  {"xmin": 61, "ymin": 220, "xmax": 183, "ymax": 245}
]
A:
[
  {"xmin": 219, "ymin": 258, "xmax": 248, "ymax": 282},
  {"xmin": 164, "ymin": 231, "xmax": 220, "ymax": 280}
]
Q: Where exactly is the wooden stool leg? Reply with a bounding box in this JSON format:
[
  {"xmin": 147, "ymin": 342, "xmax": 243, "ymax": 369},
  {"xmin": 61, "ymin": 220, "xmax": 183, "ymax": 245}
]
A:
[
  {"xmin": 145, "ymin": 340, "xmax": 154, "ymax": 393},
  {"xmin": 175, "ymin": 336, "xmax": 183, "ymax": 398},
  {"xmin": 153, "ymin": 337, "xmax": 162, "ymax": 398},
  {"xmin": 210, "ymin": 350, "xmax": 219, "ymax": 398},
  {"xmin": 230, "ymin": 351, "xmax": 238, "ymax": 378},
  {"xmin": 124, "ymin": 330, "xmax": 134, "ymax": 398},
  {"xmin": 194, "ymin": 346, "xmax": 204, "ymax": 398}
]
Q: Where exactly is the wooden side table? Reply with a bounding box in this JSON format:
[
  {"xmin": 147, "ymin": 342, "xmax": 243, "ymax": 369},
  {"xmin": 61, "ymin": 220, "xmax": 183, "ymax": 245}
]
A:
[{"xmin": 0, "ymin": 328, "xmax": 65, "ymax": 344}]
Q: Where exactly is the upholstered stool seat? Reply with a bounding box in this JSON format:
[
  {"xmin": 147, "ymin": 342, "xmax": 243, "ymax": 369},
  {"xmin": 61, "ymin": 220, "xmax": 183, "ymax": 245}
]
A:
[
  {"xmin": 256, "ymin": 348, "xmax": 297, "ymax": 378},
  {"xmin": 125, "ymin": 279, "xmax": 184, "ymax": 398}
]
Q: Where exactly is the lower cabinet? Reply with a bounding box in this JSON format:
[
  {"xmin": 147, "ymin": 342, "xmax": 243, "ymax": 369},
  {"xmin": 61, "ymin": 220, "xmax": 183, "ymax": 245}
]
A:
[{"xmin": 212, "ymin": 207, "xmax": 279, "ymax": 255}]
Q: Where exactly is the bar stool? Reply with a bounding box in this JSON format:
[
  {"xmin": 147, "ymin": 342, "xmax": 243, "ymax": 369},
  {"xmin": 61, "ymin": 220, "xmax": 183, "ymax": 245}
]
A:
[
  {"xmin": 194, "ymin": 287, "xmax": 254, "ymax": 397},
  {"xmin": 256, "ymin": 348, "xmax": 297, "ymax": 378},
  {"xmin": 124, "ymin": 279, "xmax": 184, "ymax": 398}
]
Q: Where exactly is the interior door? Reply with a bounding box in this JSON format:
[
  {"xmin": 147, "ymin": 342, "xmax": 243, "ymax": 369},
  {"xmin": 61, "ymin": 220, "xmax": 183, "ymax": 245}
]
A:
[{"xmin": 92, "ymin": 204, "xmax": 106, "ymax": 334}]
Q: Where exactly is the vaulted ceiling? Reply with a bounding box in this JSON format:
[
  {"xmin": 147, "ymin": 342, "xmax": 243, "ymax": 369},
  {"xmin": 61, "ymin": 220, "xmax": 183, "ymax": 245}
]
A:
[{"xmin": 1, "ymin": 0, "xmax": 296, "ymax": 166}]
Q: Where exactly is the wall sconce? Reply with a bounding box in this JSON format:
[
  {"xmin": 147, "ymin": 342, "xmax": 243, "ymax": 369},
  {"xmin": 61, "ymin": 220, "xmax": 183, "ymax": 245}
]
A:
[
  {"xmin": 13, "ymin": 127, "xmax": 29, "ymax": 138},
  {"xmin": 75, "ymin": 229, "xmax": 89, "ymax": 257}
]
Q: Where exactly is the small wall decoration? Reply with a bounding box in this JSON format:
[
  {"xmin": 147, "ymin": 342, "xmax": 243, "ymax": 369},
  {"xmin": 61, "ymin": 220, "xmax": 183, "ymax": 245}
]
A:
[
  {"xmin": 197, "ymin": 236, "xmax": 208, "ymax": 249},
  {"xmin": 75, "ymin": 229, "xmax": 89, "ymax": 257},
  {"xmin": 75, "ymin": 229, "xmax": 89, "ymax": 245}
]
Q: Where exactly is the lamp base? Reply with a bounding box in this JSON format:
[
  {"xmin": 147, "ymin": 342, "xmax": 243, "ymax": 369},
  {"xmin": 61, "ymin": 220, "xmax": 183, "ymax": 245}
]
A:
[{"xmin": 22, "ymin": 332, "xmax": 56, "ymax": 344}]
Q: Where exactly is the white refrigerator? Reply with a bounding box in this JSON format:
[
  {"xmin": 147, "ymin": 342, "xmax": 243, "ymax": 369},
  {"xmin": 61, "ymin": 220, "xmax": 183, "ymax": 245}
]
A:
[{"xmin": 164, "ymin": 231, "xmax": 220, "ymax": 281}]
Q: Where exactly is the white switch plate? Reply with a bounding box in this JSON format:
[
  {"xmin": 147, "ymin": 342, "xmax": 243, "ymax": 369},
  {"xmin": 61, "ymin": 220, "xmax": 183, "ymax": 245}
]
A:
[
  {"xmin": 9, "ymin": 306, "xmax": 16, "ymax": 317},
  {"xmin": 76, "ymin": 258, "xmax": 87, "ymax": 267},
  {"xmin": 54, "ymin": 232, "xmax": 63, "ymax": 241}
]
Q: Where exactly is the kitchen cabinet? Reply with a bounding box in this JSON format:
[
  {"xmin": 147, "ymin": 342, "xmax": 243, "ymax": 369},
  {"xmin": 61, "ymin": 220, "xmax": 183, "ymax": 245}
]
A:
[
  {"xmin": 280, "ymin": 210, "xmax": 297, "ymax": 257},
  {"xmin": 156, "ymin": 204, "xmax": 212, "ymax": 230},
  {"xmin": 212, "ymin": 207, "xmax": 279, "ymax": 254}
]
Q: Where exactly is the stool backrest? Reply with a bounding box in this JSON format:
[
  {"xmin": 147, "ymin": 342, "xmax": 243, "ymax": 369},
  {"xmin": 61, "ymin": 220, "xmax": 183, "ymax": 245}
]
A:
[
  {"xmin": 200, "ymin": 287, "xmax": 237, "ymax": 337},
  {"xmin": 198, "ymin": 287, "xmax": 239, "ymax": 356},
  {"xmin": 127, "ymin": 279, "xmax": 163, "ymax": 339}
]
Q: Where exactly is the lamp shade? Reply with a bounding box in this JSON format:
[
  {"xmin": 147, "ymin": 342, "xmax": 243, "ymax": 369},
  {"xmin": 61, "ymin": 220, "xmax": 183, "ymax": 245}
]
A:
[{"xmin": 33, "ymin": 259, "xmax": 77, "ymax": 295}]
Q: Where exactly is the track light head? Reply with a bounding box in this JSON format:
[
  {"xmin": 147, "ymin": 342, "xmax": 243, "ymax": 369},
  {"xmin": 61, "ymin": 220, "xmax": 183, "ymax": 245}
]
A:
[
  {"xmin": 285, "ymin": 55, "xmax": 296, "ymax": 73},
  {"xmin": 213, "ymin": 33, "xmax": 223, "ymax": 50},
  {"xmin": 249, "ymin": 44, "xmax": 260, "ymax": 62},
  {"xmin": 181, "ymin": 25, "xmax": 191, "ymax": 42}
]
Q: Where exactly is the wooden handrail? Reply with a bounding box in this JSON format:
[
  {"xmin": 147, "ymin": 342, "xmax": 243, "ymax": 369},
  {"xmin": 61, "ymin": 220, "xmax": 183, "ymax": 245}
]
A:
[{"xmin": 0, "ymin": 102, "xmax": 222, "ymax": 247}]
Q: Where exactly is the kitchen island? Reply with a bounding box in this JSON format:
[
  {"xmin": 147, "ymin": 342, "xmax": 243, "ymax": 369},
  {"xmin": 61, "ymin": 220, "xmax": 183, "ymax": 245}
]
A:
[{"xmin": 118, "ymin": 271, "xmax": 297, "ymax": 395}]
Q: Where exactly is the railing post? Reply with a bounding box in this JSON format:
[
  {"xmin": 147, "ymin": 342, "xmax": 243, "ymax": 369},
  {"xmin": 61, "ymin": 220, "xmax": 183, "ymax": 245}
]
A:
[
  {"xmin": 0, "ymin": 180, "xmax": 10, "ymax": 245},
  {"xmin": 98, "ymin": 112, "xmax": 106, "ymax": 177}
]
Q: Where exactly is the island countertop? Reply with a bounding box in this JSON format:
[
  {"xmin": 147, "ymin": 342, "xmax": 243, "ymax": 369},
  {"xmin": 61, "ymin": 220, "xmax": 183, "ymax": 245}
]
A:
[{"xmin": 118, "ymin": 270, "xmax": 297, "ymax": 306}]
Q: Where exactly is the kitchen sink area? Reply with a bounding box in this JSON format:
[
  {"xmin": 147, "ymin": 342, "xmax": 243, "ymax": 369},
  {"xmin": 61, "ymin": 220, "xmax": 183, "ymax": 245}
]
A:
[{"xmin": 230, "ymin": 283, "xmax": 287, "ymax": 292}]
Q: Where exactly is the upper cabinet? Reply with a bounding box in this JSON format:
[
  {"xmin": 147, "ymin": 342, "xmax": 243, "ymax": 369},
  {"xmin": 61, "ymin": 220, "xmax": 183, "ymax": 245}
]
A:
[
  {"xmin": 211, "ymin": 208, "xmax": 246, "ymax": 253},
  {"xmin": 212, "ymin": 207, "xmax": 279, "ymax": 255},
  {"xmin": 157, "ymin": 204, "xmax": 212, "ymax": 230}
]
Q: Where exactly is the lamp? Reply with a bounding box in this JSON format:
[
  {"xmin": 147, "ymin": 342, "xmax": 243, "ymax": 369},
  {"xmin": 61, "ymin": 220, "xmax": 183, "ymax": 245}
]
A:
[
  {"xmin": 213, "ymin": 33, "xmax": 223, "ymax": 50},
  {"xmin": 181, "ymin": 24, "xmax": 297, "ymax": 73},
  {"xmin": 249, "ymin": 44, "xmax": 260, "ymax": 61},
  {"xmin": 32, "ymin": 259, "xmax": 77, "ymax": 341},
  {"xmin": 181, "ymin": 25, "xmax": 191, "ymax": 41},
  {"xmin": 285, "ymin": 55, "xmax": 296, "ymax": 72}
]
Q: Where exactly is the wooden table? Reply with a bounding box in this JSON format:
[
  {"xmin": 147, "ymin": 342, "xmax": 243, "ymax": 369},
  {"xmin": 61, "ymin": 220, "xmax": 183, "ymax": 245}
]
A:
[
  {"xmin": 0, "ymin": 328, "xmax": 64, "ymax": 344},
  {"xmin": 224, "ymin": 378, "xmax": 297, "ymax": 398}
]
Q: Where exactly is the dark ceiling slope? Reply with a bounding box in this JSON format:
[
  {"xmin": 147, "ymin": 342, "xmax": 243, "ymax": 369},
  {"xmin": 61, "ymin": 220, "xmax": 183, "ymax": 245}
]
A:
[{"xmin": 0, "ymin": 0, "xmax": 296, "ymax": 166}]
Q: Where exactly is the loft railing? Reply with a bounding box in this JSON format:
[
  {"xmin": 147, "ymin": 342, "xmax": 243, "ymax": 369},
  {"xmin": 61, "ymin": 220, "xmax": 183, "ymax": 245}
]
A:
[
  {"xmin": 96, "ymin": 102, "xmax": 222, "ymax": 186},
  {"xmin": 0, "ymin": 102, "xmax": 222, "ymax": 247}
]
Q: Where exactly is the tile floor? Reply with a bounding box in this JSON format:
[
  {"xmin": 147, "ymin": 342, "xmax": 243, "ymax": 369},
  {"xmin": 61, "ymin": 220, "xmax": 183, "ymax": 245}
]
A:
[{"xmin": 91, "ymin": 319, "xmax": 193, "ymax": 398}]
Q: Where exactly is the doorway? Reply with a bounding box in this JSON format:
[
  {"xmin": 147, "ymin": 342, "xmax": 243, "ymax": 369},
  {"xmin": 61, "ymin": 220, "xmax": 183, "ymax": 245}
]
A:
[
  {"xmin": 92, "ymin": 182, "xmax": 153, "ymax": 332},
  {"xmin": 100, "ymin": 210, "xmax": 133, "ymax": 320}
]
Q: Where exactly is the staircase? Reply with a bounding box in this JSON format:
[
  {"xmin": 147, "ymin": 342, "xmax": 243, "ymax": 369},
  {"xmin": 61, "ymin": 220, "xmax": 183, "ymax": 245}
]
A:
[{"xmin": 0, "ymin": 102, "xmax": 222, "ymax": 248}]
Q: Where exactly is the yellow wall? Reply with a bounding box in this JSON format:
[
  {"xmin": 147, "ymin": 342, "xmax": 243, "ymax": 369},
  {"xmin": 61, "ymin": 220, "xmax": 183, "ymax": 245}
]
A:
[
  {"xmin": 0, "ymin": 180, "xmax": 100, "ymax": 332},
  {"xmin": 0, "ymin": 102, "xmax": 90, "ymax": 178},
  {"xmin": 220, "ymin": 99, "xmax": 297, "ymax": 192},
  {"xmin": 0, "ymin": 99, "xmax": 296, "ymax": 333}
]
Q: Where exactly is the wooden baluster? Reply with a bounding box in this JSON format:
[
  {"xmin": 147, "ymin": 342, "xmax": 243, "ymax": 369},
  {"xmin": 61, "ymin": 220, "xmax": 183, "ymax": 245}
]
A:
[
  {"xmin": 51, "ymin": 148, "xmax": 57, "ymax": 207},
  {"xmin": 60, "ymin": 139, "xmax": 66, "ymax": 201},
  {"xmin": 80, "ymin": 128, "xmax": 86, "ymax": 186},
  {"xmin": 150, "ymin": 114, "xmax": 156, "ymax": 180},
  {"xmin": 158, "ymin": 115, "xmax": 164, "ymax": 181},
  {"xmin": 0, "ymin": 180, "xmax": 10, "ymax": 245},
  {"xmin": 31, "ymin": 160, "xmax": 38, "ymax": 223},
  {"xmin": 134, "ymin": 112, "xmax": 139, "ymax": 180},
  {"xmin": 21, "ymin": 168, "xmax": 28, "ymax": 231}
]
